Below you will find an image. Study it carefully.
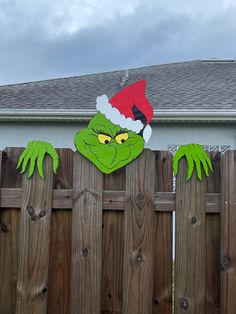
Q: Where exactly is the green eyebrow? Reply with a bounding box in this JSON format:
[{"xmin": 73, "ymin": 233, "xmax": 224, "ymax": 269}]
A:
[
  {"xmin": 92, "ymin": 128, "xmax": 112, "ymax": 137},
  {"xmin": 115, "ymin": 129, "xmax": 128, "ymax": 136}
]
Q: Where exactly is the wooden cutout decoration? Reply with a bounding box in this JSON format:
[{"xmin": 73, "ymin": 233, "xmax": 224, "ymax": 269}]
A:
[
  {"xmin": 173, "ymin": 144, "xmax": 213, "ymax": 181},
  {"xmin": 74, "ymin": 80, "xmax": 153, "ymax": 174},
  {"xmin": 16, "ymin": 141, "xmax": 59, "ymax": 178}
]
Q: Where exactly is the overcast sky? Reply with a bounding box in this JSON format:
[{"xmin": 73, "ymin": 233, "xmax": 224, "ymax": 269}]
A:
[{"xmin": 0, "ymin": 0, "xmax": 236, "ymax": 85}]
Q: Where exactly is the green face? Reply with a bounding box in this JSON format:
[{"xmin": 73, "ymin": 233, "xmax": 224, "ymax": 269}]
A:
[{"xmin": 74, "ymin": 112, "xmax": 144, "ymax": 174}]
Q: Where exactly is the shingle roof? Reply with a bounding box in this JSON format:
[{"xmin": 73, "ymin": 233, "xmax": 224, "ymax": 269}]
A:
[{"xmin": 0, "ymin": 60, "xmax": 236, "ymax": 111}]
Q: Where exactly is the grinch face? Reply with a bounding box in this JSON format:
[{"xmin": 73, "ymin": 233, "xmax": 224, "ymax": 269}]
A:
[{"xmin": 74, "ymin": 112, "xmax": 144, "ymax": 173}]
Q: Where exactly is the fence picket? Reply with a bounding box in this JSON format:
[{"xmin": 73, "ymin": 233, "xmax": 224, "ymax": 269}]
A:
[
  {"xmin": 123, "ymin": 149, "xmax": 155, "ymax": 314},
  {"xmin": 71, "ymin": 152, "xmax": 103, "ymax": 314},
  {"xmin": 47, "ymin": 149, "xmax": 73, "ymax": 314},
  {"xmin": 175, "ymin": 157, "xmax": 206, "ymax": 313},
  {"xmin": 16, "ymin": 155, "xmax": 53, "ymax": 313},
  {"xmin": 102, "ymin": 168, "xmax": 125, "ymax": 313},
  {"xmin": 0, "ymin": 148, "xmax": 23, "ymax": 313},
  {"xmin": 153, "ymin": 151, "xmax": 173, "ymax": 314},
  {"xmin": 220, "ymin": 150, "xmax": 236, "ymax": 313},
  {"xmin": 205, "ymin": 152, "xmax": 221, "ymax": 313}
]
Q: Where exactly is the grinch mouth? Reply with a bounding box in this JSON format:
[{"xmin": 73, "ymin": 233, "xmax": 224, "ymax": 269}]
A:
[{"xmin": 87, "ymin": 143, "xmax": 132, "ymax": 170}]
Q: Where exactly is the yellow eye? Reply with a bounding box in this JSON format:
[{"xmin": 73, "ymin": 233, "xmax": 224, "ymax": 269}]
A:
[
  {"xmin": 115, "ymin": 133, "xmax": 128, "ymax": 144},
  {"xmin": 98, "ymin": 134, "xmax": 112, "ymax": 144}
]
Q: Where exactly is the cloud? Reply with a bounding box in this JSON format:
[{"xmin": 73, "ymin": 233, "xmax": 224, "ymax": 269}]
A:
[{"xmin": 0, "ymin": 0, "xmax": 236, "ymax": 85}]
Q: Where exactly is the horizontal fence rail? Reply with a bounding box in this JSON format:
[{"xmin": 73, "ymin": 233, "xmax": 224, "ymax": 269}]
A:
[
  {"xmin": 0, "ymin": 189, "xmax": 220, "ymax": 212},
  {"xmin": 0, "ymin": 147, "xmax": 235, "ymax": 314}
]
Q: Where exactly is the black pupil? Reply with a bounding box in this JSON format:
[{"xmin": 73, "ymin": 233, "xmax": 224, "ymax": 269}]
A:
[
  {"xmin": 105, "ymin": 140, "xmax": 109, "ymax": 144},
  {"xmin": 121, "ymin": 139, "xmax": 125, "ymax": 143}
]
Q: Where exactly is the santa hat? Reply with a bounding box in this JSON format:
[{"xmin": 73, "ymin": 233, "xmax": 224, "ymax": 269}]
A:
[{"xmin": 96, "ymin": 80, "xmax": 153, "ymax": 143}]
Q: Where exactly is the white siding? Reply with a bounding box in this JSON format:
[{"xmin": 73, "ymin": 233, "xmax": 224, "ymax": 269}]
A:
[{"xmin": 0, "ymin": 122, "xmax": 235, "ymax": 150}]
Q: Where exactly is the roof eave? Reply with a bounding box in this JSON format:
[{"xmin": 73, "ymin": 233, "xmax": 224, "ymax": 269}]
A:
[{"xmin": 0, "ymin": 109, "xmax": 236, "ymax": 123}]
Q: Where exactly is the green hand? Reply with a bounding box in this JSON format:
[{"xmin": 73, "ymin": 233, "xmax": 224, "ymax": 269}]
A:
[
  {"xmin": 173, "ymin": 143, "xmax": 213, "ymax": 181},
  {"xmin": 16, "ymin": 141, "xmax": 59, "ymax": 179}
]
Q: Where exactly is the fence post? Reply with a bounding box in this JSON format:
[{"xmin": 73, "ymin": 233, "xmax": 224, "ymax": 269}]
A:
[
  {"xmin": 71, "ymin": 152, "xmax": 103, "ymax": 314},
  {"xmin": 220, "ymin": 150, "xmax": 236, "ymax": 313},
  {"xmin": 16, "ymin": 155, "xmax": 53, "ymax": 313},
  {"xmin": 175, "ymin": 157, "xmax": 206, "ymax": 313},
  {"xmin": 122, "ymin": 149, "xmax": 155, "ymax": 314}
]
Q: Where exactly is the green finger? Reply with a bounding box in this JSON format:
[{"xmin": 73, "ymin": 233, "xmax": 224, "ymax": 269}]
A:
[
  {"xmin": 16, "ymin": 148, "xmax": 29, "ymax": 169},
  {"xmin": 28, "ymin": 145, "xmax": 41, "ymax": 178},
  {"xmin": 198, "ymin": 145, "xmax": 213, "ymax": 172},
  {"xmin": 37, "ymin": 146, "xmax": 47, "ymax": 179},
  {"xmin": 194, "ymin": 144, "xmax": 209, "ymax": 177},
  {"xmin": 46, "ymin": 144, "xmax": 59, "ymax": 173},
  {"xmin": 173, "ymin": 146, "xmax": 185, "ymax": 175},
  {"xmin": 184, "ymin": 148, "xmax": 194, "ymax": 181},
  {"xmin": 20, "ymin": 147, "xmax": 34, "ymax": 174},
  {"xmin": 189, "ymin": 144, "xmax": 202, "ymax": 181}
]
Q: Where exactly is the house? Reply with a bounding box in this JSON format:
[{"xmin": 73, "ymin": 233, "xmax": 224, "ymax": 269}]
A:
[{"xmin": 0, "ymin": 59, "xmax": 235, "ymax": 152}]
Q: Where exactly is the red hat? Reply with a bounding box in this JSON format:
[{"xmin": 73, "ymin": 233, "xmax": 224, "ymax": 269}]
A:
[{"xmin": 96, "ymin": 80, "xmax": 153, "ymax": 142}]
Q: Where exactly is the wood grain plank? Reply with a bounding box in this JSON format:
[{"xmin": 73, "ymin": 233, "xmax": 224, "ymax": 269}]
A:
[
  {"xmin": 101, "ymin": 168, "xmax": 125, "ymax": 314},
  {"xmin": 220, "ymin": 150, "xmax": 236, "ymax": 313},
  {"xmin": 205, "ymin": 152, "xmax": 221, "ymax": 313},
  {"xmin": 153, "ymin": 151, "xmax": 173, "ymax": 314},
  {"xmin": 123, "ymin": 149, "xmax": 155, "ymax": 314},
  {"xmin": 71, "ymin": 152, "xmax": 103, "ymax": 314},
  {"xmin": 175, "ymin": 157, "xmax": 206, "ymax": 313},
  {"xmin": 0, "ymin": 147, "xmax": 23, "ymax": 314},
  {"xmin": 16, "ymin": 155, "xmax": 53, "ymax": 313},
  {"xmin": 47, "ymin": 149, "xmax": 73, "ymax": 314}
]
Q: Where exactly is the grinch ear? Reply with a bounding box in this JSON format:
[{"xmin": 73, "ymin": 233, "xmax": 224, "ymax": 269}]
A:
[{"xmin": 143, "ymin": 124, "xmax": 152, "ymax": 143}]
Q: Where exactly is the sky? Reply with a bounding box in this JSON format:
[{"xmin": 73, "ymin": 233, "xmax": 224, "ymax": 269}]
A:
[{"xmin": 0, "ymin": 0, "xmax": 236, "ymax": 85}]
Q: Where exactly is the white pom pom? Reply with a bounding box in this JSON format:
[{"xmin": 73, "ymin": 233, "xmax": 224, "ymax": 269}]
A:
[{"xmin": 143, "ymin": 124, "xmax": 152, "ymax": 143}]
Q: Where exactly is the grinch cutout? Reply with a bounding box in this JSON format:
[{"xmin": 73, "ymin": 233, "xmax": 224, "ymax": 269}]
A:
[
  {"xmin": 16, "ymin": 80, "xmax": 213, "ymax": 180},
  {"xmin": 74, "ymin": 80, "xmax": 152, "ymax": 173}
]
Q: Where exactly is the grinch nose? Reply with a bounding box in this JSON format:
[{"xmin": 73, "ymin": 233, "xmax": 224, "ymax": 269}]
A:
[{"xmin": 108, "ymin": 141, "xmax": 117, "ymax": 148}]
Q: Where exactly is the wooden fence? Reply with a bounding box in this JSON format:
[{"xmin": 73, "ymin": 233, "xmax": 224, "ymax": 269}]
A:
[{"xmin": 0, "ymin": 147, "xmax": 235, "ymax": 314}]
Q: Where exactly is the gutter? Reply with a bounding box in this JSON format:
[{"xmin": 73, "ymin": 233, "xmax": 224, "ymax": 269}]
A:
[{"xmin": 0, "ymin": 109, "xmax": 236, "ymax": 122}]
